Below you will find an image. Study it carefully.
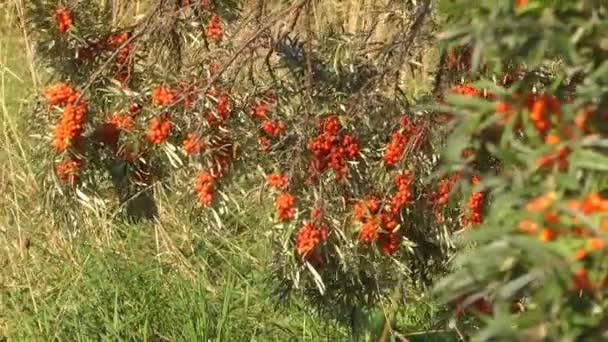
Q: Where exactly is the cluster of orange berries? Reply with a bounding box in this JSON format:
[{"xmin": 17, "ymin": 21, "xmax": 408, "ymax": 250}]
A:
[
  {"xmin": 258, "ymin": 137, "xmax": 271, "ymax": 152},
  {"xmin": 354, "ymin": 197, "xmax": 400, "ymax": 255},
  {"xmin": 390, "ymin": 170, "xmax": 414, "ymax": 215},
  {"xmin": 110, "ymin": 112, "xmax": 134, "ymax": 130},
  {"xmin": 44, "ymin": 83, "xmax": 78, "ymax": 107},
  {"xmin": 384, "ymin": 132, "xmax": 408, "ymax": 167},
  {"xmin": 206, "ymin": 14, "xmax": 222, "ymax": 40},
  {"xmin": 194, "ymin": 171, "xmax": 215, "ymax": 206},
  {"xmin": 383, "ymin": 117, "xmax": 421, "ymax": 167},
  {"xmin": 431, "ymin": 172, "xmax": 462, "ymax": 223},
  {"xmin": 205, "ymin": 90, "xmax": 231, "ymax": 126},
  {"xmin": 152, "ymin": 86, "xmax": 175, "ymax": 107},
  {"xmin": 54, "ymin": 7, "xmax": 72, "ymax": 33},
  {"xmin": 525, "ymin": 94, "xmax": 561, "ymax": 135},
  {"xmin": 308, "ymin": 116, "xmax": 360, "ymax": 181},
  {"xmin": 275, "ymin": 192, "xmax": 296, "ymax": 221},
  {"xmin": 518, "ymin": 192, "xmax": 608, "ymax": 291},
  {"xmin": 44, "ymin": 83, "xmax": 87, "ymax": 151},
  {"xmin": 192, "ymin": 137, "xmax": 234, "ymax": 206},
  {"xmin": 518, "ymin": 192, "xmax": 608, "ymax": 243},
  {"xmin": 261, "ymin": 120, "xmax": 285, "ymax": 137},
  {"xmin": 56, "ymin": 159, "xmax": 81, "ymax": 184},
  {"xmin": 267, "ymin": 173, "xmax": 289, "ymax": 189},
  {"xmin": 249, "ymin": 95, "xmax": 279, "ymax": 152},
  {"xmin": 463, "ymin": 175, "xmax": 484, "ymax": 227},
  {"xmin": 147, "ymin": 114, "xmax": 171, "ymax": 144},
  {"xmin": 107, "ymin": 32, "xmax": 133, "ymax": 84},
  {"xmin": 251, "ymin": 100, "xmax": 270, "ymax": 120},
  {"xmin": 295, "ymin": 212, "xmax": 328, "ymax": 261},
  {"xmin": 182, "ymin": 133, "xmax": 202, "ymax": 154},
  {"xmin": 452, "ymin": 84, "xmax": 482, "ymax": 98}
]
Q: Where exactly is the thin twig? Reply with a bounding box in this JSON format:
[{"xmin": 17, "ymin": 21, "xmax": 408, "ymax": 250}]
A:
[{"xmin": 76, "ymin": 0, "xmax": 166, "ymax": 103}]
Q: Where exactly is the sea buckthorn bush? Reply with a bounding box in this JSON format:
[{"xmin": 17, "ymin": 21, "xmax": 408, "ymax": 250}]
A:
[
  {"xmin": 27, "ymin": 0, "xmax": 465, "ymax": 320},
  {"xmin": 433, "ymin": 0, "xmax": 608, "ymax": 339}
]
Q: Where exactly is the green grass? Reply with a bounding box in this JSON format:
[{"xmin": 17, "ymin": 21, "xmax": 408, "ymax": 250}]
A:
[{"xmin": 3, "ymin": 234, "xmax": 349, "ymax": 341}]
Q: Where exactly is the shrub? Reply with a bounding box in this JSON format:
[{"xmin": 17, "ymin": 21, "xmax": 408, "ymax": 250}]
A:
[
  {"xmin": 25, "ymin": 0, "xmax": 470, "ymax": 323},
  {"xmin": 434, "ymin": 0, "xmax": 608, "ymax": 339}
]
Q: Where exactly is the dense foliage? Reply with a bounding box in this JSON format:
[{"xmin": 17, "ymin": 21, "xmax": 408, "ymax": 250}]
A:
[
  {"xmin": 18, "ymin": 0, "xmax": 608, "ymax": 339},
  {"xmin": 435, "ymin": 0, "xmax": 608, "ymax": 340}
]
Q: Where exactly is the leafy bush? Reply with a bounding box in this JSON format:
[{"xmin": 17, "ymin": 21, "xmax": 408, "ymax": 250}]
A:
[
  {"xmin": 26, "ymin": 0, "xmax": 465, "ymax": 318},
  {"xmin": 434, "ymin": 0, "xmax": 608, "ymax": 339}
]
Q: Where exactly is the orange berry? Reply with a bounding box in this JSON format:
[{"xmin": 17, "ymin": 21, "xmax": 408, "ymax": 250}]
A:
[
  {"xmin": 518, "ymin": 219, "xmax": 538, "ymax": 235},
  {"xmin": 588, "ymin": 238, "xmax": 606, "ymax": 251},
  {"xmin": 575, "ymin": 249, "xmax": 587, "ymax": 260},
  {"xmin": 544, "ymin": 134, "xmax": 561, "ymax": 145},
  {"xmin": 526, "ymin": 192, "xmax": 556, "ymax": 212},
  {"xmin": 538, "ymin": 228, "xmax": 556, "ymax": 242}
]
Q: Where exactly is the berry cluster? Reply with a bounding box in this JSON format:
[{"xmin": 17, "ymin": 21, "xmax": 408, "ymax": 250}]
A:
[
  {"xmin": 251, "ymin": 101, "xmax": 269, "ymax": 120},
  {"xmin": 182, "ymin": 133, "xmax": 202, "ymax": 154},
  {"xmin": 194, "ymin": 171, "xmax": 215, "ymax": 206},
  {"xmin": 308, "ymin": 116, "xmax": 360, "ymax": 181},
  {"xmin": 110, "ymin": 112, "xmax": 134, "ymax": 130},
  {"xmin": 360, "ymin": 214, "xmax": 399, "ymax": 254},
  {"xmin": 526, "ymin": 94, "xmax": 561, "ymax": 135},
  {"xmin": 353, "ymin": 197, "xmax": 400, "ymax": 255},
  {"xmin": 431, "ymin": 172, "xmax": 462, "ymax": 223},
  {"xmin": 258, "ymin": 137, "xmax": 270, "ymax": 152},
  {"xmin": 56, "ymin": 159, "xmax": 81, "ymax": 184},
  {"xmin": 295, "ymin": 221, "xmax": 327, "ymax": 260},
  {"xmin": 261, "ymin": 120, "xmax": 285, "ymax": 137},
  {"xmin": 452, "ymin": 84, "xmax": 481, "ymax": 97},
  {"xmin": 205, "ymin": 90, "xmax": 231, "ymax": 126},
  {"xmin": 537, "ymin": 145, "xmax": 570, "ymax": 171},
  {"xmin": 44, "ymin": 83, "xmax": 87, "ymax": 151},
  {"xmin": 515, "ymin": 0, "xmax": 528, "ymax": 9},
  {"xmin": 384, "ymin": 132, "xmax": 408, "ymax": 167},
  {"xmin": 249, "ymin": 95, "xmax": 279, "ymax": 151},
  {"xmin": 152, "ymin": 86, "xmax": 174, "ymax": 107},
  {"xmin": 390, "ymin": 170, "xmax": 413, "ymax": 215},
  {"xmin": 463, "ymin": 175, "xmax": 484, "ymax": 227},
  {"xmin": 206, "ymin": 14, "xmax": 222, "ymax": 40},
  {"xmin": 44, "ymin": 83, "xmax": 77, "ymax": 107},
  {"xmin": 383, "ymin": 117, "xmax": 420, "ymax": 167},
  {"xmin": 518, "ymin": 192, "xmax": 608, "ymax": 291},
  {"xmin": 267, "ymin": 173, "xmax": 288, "ymax": 189},
  {"xmin": 147, "ymin": 114, "xmax": 171, "ymax": 144},
  {"xmin": 54, "ymin": 7, "xmax": 72, "ymax": 33},
  {"xmin": 518, "ymin": 192, "xmax": 608, "ymax": 242},
  {"xmin": 275, "ymin": 192, "xmax": 296, "ymax": 221},
  {"xmin": 107, "ymin": 32, "xmax": 133, "ymax": 85}
]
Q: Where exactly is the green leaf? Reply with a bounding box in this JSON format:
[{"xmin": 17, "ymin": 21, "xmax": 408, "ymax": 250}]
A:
[{"xmin": 570, "ymin": 149, "xmax": 608, "ymax": 171}]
